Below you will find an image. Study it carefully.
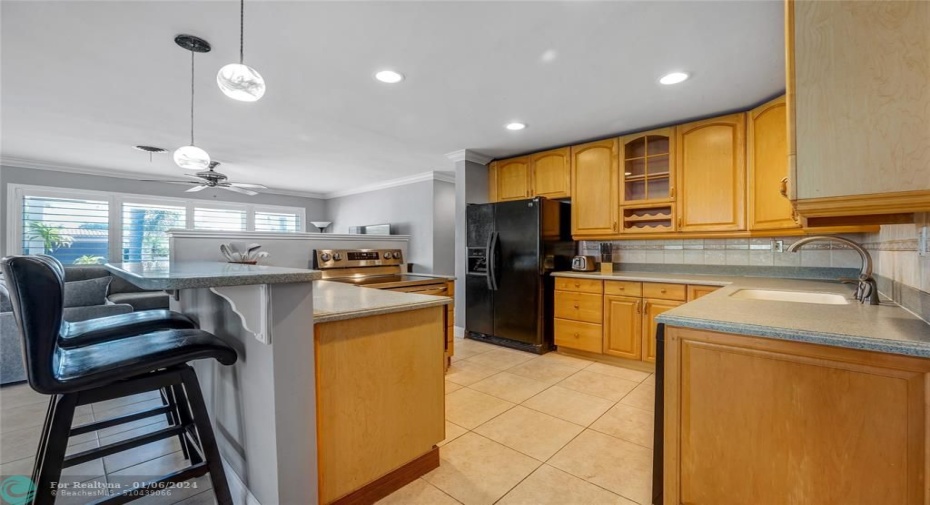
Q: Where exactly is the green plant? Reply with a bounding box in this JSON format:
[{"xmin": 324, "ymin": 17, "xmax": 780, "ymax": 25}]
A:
[
  {"xmin": 73, "ymin": 255, "xmax": 104, "ymax": 265},
  {"xmin": 26, "ymin": 222, "xmax": 74, "ymax": 254}
]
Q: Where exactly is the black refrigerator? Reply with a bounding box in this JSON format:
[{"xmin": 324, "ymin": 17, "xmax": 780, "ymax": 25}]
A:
[{"xmin": 465, "ymin": 197, "xmax": 573, "ymax": 353}]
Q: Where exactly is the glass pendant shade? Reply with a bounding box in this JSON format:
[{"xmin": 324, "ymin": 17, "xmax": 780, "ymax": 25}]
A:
[
  {"xmin": 217, "ymin": 63, "xmax": 266, "ymax": 102},
  {"xmin": 174, "ymin": 145, "xmax": 211, "ymax": 170}
]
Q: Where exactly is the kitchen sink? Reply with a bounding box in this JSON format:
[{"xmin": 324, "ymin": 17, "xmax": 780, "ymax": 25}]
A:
[{"xmin": 729, "ymin": 289, "xmax": 849, "ymax": 305}]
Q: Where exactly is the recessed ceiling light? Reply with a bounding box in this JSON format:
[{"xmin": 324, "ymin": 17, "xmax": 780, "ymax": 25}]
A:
[
  {"xmin": 375, "ymin": 70, "xmax": 404, "ymax": 84},
  {"xmin": 505, "ymin": 122, "xmax": 527, "ymax": 131},
  {"xmin": 659, "ymin": 72, "xmax": 689, "ymax": 85}
]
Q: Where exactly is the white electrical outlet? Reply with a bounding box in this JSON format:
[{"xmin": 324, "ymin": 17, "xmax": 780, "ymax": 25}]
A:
[
  {"xmin": 919, "ymin": 225, "xmax": 929, "ymax": 257},
  {"xmin": 773, "ymin": 239, "xmax": 785, "ymax": 253}
]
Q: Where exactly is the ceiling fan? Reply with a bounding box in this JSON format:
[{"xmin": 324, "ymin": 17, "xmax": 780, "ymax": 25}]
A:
[{"xmin": 143, "ymin": 162, "xmax": 267, "ymax": 196}]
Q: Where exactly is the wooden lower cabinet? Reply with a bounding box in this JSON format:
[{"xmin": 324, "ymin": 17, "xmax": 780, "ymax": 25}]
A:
[
  {"xmin": 603, "ymin": 295, "xmax": 642, "ymax": 359},
  {"xmin": 642, "ymin": 299, "xmax": 682, "ymax": 363},
  {"xmin": 665, "ymin": 326, "xmax": 930, "ymax": 505},
  {"xmin": 686, "ymin": 284, "xmax": 720, "ymax": 301}
]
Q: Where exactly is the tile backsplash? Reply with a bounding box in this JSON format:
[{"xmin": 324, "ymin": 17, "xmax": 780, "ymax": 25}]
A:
[
  {"xmin": 863, "ymin": 213, "xmax": 930, "ymax": 295},
  {"xmin": 578, "ymin": 236, "xmax": 867, "ymax": 270}
]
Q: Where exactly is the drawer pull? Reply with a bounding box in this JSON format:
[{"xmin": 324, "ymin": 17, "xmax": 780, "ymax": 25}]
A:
[
  {"xmin": 574, "ymin": 282, "xmax": 581, "ymax": 288},
  {"xmin": 660, "ymin": 289, "xmax": 667, "ymax": 293},
  {"xmin": 573, "ymin": 303, "xmax": 580, "ymax": 309},
  {"xmin": 573, "ymin": 332, "xmax": 580, "ymax": 338},
  {"xmin": 617, "ymin": 286, "xmax": 624, "ymax": 290}
]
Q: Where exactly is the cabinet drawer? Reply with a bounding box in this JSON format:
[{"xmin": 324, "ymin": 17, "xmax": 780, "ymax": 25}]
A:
[
  {"xmin": 643, "ymin": 282, "xmax": 687, "ymax": 301},
  {"xmin": 687, "ymin": 285, "xmax": 720, "ymax": 301},
  {"xmin": 554, "ymin": 291, "xmax": 603, "ymax": 323},
  {"xmin": 554, "ymin": 319, "xmax": 603, "ymax": 354},
  {"xmin": 604, "ymin": 280, "xmax": 643, "ymax": 297},
  {"xmin": 555, "ymin": 277, "xmax": 603, "ymax": 294}
]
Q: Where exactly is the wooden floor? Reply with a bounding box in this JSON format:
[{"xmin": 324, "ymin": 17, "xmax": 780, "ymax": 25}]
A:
[{"xmin": 0, "ymin": 335, "xmax": 656, "ymax": 505}]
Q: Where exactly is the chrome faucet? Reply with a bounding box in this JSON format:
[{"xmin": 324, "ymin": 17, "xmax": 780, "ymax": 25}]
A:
[{"xmin": 786, "ymin": 236, "xmax": 880, "ymax": 305}]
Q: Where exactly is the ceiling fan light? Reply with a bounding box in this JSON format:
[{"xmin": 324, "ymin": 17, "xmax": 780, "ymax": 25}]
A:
[
  {"xmin": 217, "ymin": 63, "xmax": 266, "ymax": 102},
  {"xmin": 174, "ymin": 145, "xmax": 211, "ymax": 170}
]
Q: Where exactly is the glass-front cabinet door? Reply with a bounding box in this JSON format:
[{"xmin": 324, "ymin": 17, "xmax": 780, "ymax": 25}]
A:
[{"xmin": 619, "ymin": 127, "xmax": 676, "ymax": 233}]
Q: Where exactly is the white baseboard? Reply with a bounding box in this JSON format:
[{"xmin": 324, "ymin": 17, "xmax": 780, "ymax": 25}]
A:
[
  {"xmin": 223, "ymin": 459, "xmax": 263, "ymax": 505},
  {"xmin": 454, "ymin": 326, "xmax": 465, "ymax": 337}
]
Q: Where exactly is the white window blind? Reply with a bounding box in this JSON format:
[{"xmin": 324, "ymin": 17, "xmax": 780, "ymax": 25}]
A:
[
  {"xmin": 22, "ymin": 195, "xmax": 109, "ymax": 264},
  {"xmin": 122, "ymin": 202, "xmax": 186, "ymax": 262},
  {"xmin": 255, "ymin": 211, "xmax": 300, "ymax": 233},
  {"xmin": 193, "ymin": 207, "xmax": 247, "ymax": 231}
]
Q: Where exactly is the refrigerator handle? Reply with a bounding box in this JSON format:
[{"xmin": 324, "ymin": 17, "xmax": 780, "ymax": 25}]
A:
[{"xmin": 488, "ymin": 231, "xmax": 499, "ymax": 291}]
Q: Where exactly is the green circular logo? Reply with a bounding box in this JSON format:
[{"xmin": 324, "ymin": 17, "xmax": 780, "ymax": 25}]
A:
[{"xmin": 0, "ymin": 476, "xmax": 36, "ymax": 505}]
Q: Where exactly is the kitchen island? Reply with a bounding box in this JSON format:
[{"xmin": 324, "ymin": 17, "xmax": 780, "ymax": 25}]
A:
[
  {"xmin": 106, "ymin": 262, "xmax": 450, "ymax": 505},
  {"xmin": 553, "ymin": 270, "xmax": 930, "ymax": 504}
]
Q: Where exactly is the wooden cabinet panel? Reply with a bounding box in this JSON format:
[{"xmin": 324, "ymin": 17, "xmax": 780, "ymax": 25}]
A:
[
  {"xmin": 686, "ymin": 284, "xmax": 720, "ymax": 301},
  {"xmin": 604, "ymin": 280, "xmax": 642, "ymax": 297},
  {"xmin": 749, "ymin": 95, "xmax": 800, "ymax": 231},
  {"xmin": 643, "ymin": 299, "xmax": 682, "ymax": 363},
  {"xmin": 603, "ymin": 295, "xmax": 643, "ymax": 360},
  {"xmin": 677, "ymin": 114, "xmax": 747, "ymax": 232},
  {"xmin": 789, "ymin": 0, "xmax": 930, "ymax": 217},
  {"xmin": 554, "ymin": 277, "xmax": 603, "ymax": 294},
  {"xmin": 642, "ymin": 282, "xmax": 687, "ymax": 302},
  {"xmin": 665, "ymin": 326, "xmax": 929, "ymax": 505},
  {"xmin": 497, "ymin": 157, "xmax": 531, "ymax": 201},
  {"xmin": 554, "ymin": 318, "xmax": 603, "ymax": 354},
  {"xmin": 488, "ymin": 162, "xmax": 499, "ymax": 203},
  {"xmin": 571, "ymin": 139, "xmax": 619, "ymax": 236},
  {"xmin": 531, "ymin": 147, "xmax": 571, "ymax": 199},
  {"xmin": 554, "ymin": 291, "xmax": 603, "ymax": 324}
]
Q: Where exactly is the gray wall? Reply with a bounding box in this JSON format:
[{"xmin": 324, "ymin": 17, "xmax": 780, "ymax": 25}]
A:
[
  {"xmin": 325, "ymin": 179, "xmax": 455, "ymax": 275},
  {"xmin": 0, "ymin": 165, "xmax": 327, "ymax": 255},
  {"xmin": 453, "ymin": 157, "xmax": 489, "ymax": 329}
]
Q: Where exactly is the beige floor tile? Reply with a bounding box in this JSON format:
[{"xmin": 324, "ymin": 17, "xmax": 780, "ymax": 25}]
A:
[
  {"xmin": 497, "ymin": 464, "xmax": 636, "ymax": 505},
  {"xmin": 53, "ymin": 475, "xmax": 112, "ymax": 505},
  {"xmin": 461, "ymin": 349, "xmax": 537, "ymax": 371},
  {"xmin": 473, "ymin": 406, "xmax": 583, "ymax": 461},
  {"xmin": 451, "ymin": 348, "xmax": 482, "ymax": 362},
  {"xmin": 423, "ymin": 432, "xmax": 540, "ymax": 505},
  {"xmin": 468, "ymin": 372, "xmax": 549, "ymax": 404},
  {"xmin": 507, "ymin": 360, "xmax": 579, "ymax": 385},
  {"xmin": 535, "ymin": 352, "xmax": 593, "ymax": 370},
  {"xmin": 91, "ymin": 391, "xmax": 162, "ymax": 414},
  {"xmin": 171, "ymin": 490, "xmax": 218, "ymax": 505},
  {"xmin": 445, "ymin": 361, "xmax": 500, "ymax": 387},
  {"xmin": 0, "ymin": 414, "xmax": 95, "ymax": 463},
  {"xmin": 0, "ymin": 399, "xmax": 92, "ymax": 430},
  {"xmin": 589, "ymin": 403, "xmax": 654, "ymax": 449},
  {"xmin": 100, "ymin": 420, "xmax": 181, "ymax": 474},
  {"xmin": 445, "ymin": 388, "xmax": 514, "ymax": 429},
  {"xmin": 0, "ymin": 383, "xmax": 48, "ymax": 410},
  {"xmin": 106, "ymin": 451, "xmax": 213, "ymax": 503},
  {"xmin": 558, "ymin": 370, "xmax": 639, "ymax": 402},
  {"xmin": 377, "ymin": 478, "xmax": 461, "ymax": 504},
  {"xmin": 643, "ymin": 374, "xmax": 656, "ymax": 385},
  {"xmin": 523, "ymin": 386, "xmax": 614, "ymax": 427},
  {"xmin": 549, "ymin": 430, "xmax": 652, "ymax": 505},
  {"xmin": 585, "ymin": 362, "xmax": 651, "ymax": 383},
  {"xmin": 440, "ymin": 421, "xmax": 469, "ymax": 447},
  {"xmin": 619, "ymin": 383, "xmax": 655, "ymax": 412},
  {"xmin": 0, "ymin": 439, "xmax": 105, "ymax": 480},
  {"xmin": 446, "ymin": 380, "xmax": 465, "ymax": 394},
  {"xmin": 456, "ymin": 339, "xmax": 500, "ymax": 355}
]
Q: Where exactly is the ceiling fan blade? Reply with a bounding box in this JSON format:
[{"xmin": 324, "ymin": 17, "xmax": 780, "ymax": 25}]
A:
[
  {"xmin": 182, "ymin": 173, "xmax": 205, "ymax": 180},
  {"xmin": 219, "ymin": 184, "xmax": 258, "ymax": 196},
  {"xmin": 140, "ymin": 180, "xmax": 202, "ymax": 185},
  {"xmin": 185, "ymin": 185, "xmax": 209, "ymax": 193},
  {"xmin": 229, "ymin": 182, "xmax": 268, "ymax": 189}
]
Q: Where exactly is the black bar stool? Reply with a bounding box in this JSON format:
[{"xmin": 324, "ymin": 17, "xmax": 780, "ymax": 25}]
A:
[{"xmin": 1, "ymin": 255, "xmax": 238, "ymax": 505}]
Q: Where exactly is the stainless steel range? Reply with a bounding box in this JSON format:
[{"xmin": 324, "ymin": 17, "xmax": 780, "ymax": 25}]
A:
[{"xmin": 313, "ymin": 248, "xmax": 449, "ymax": 295}]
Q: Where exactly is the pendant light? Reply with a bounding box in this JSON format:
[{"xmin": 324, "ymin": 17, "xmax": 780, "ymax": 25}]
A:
[
  {"xmin": 217, "ymin": 0, "xmax": 265, "ymax": 102},
  {"xmin": 174, "ymin": 35, "xmax": 212, "ymax": 170}
]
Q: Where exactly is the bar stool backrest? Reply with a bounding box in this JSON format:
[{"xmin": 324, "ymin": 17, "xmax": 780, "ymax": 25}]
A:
[{"xmin": 0, "ymin": 255, "xmax": 66, "ymax": 394}]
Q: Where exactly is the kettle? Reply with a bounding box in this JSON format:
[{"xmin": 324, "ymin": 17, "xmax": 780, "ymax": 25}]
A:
[{"xmin": 571, "ymin": 256, "xmax": 597, "ymax": 272}]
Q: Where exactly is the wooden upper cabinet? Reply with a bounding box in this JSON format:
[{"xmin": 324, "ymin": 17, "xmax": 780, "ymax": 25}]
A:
[
  {"xmin": 749, "ymin": 96, "xmax": 800, "ymax": 231},
  {"xmin": 496, "ymin": 157, "xmax": 531, "ymax": 201},
  {"xmin": 530, "ymin": 147, "xmax": 571, "ymax": 199},
  {"xmin": 488, "ymin": 161, "xmax": 499, "ymax": 203},
  {"xmin": 571, "ymin": 138, "xmax": 619, "ymax": 236},
  {"xmin": 620, "ymin": 127, "xmax": 675, "ymax": 204},
  {"xmin": 604, "ymin": 295, "xmax": 642, "ymax": 360},
  {"xmin": 676, "ymin": 113, "xmax": 747, "ymax": 232},
  {"xmin": 788, "ymin": 0, "xmax": 930, "ymax": 219}
]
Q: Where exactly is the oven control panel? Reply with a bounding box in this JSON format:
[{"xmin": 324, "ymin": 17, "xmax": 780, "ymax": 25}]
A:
[{"xmin": 313, "ymin": 249, "xmax": 404, "ymax": 269}]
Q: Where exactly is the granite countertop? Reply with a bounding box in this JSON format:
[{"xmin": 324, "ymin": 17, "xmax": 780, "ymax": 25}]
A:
[
  {"xmin": 313, "ymin": 280, "xmax": 452, "ymax": 323},
  {"xmin": 106, "ymin": 261, "xmax": 322, "ymax": 290},
  {"xmin": 552, "ymin": 271, "xmax": 930, "ymax": 358}
]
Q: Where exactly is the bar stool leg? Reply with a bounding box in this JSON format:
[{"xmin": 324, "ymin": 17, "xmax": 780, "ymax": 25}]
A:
[
  {"xmin": 33, "ymin": 394, "xmax": 78, "ymax": 505},
  {"xmin": 179, "ymin": 366, "xmax": 232, "ymax": 505},
  {"xmin": 170, "ymin": 384, "xmax": 202, "ymax": 464},
  {"xmin": 31, "ymin": 397, "xmax": 57, "ymax": 487}
]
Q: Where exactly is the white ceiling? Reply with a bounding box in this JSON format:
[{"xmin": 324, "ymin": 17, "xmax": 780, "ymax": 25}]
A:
[{"xmin": 0, "ymin": 0, "xmax": 784, "ymax": 198}]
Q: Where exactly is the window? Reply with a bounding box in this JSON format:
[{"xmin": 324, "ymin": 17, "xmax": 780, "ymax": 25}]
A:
[
  {"xmin": 121, "ymin": 202, "xmax": 186, "ymax": 262},
  {"xmin": 22, "ymin": 195, "xmax": 110, "ymax": 264},
  {"xmin": 255, "ymin": 210, "xmax": 300, "ymax": 232},
  {"xmin": 193, "ymin": 207, "xmax": 247, "ymax": 231}
]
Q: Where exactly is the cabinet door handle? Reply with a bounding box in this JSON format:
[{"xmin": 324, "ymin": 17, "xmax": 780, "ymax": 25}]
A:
[
  {"xmin": 613, "ymin": 221, "xmax": 618, "ymax": 232},
  {"xmin": 779, "ymin": 177, "xmax": 789, "ymax": 198},
  {"xmin": 677, "ymin": 217, "xmax": 682, "ymax": 228},
  {"xmin": 670, "ymin": 186, "xmax": 676, "ymax": 198},
  {"xmin": 635, "ymin": 301, "xmax": 641, "ymax": 314}
]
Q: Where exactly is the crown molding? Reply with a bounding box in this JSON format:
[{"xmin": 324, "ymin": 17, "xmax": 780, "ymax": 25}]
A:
[
  {"xmin": 324, "ymin": 171, "xmax": 456, "ymax": 199},
  {"xmin": 444, "ymin": 149, "xmax": 493, "ymax": 165},
  {"xmin": 167, "ymin": 229, "xmax": 411, "ymax": 242},
  {"xmin": 0, "ymin": 157, "xmax": 330, "ymax": 200}
]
